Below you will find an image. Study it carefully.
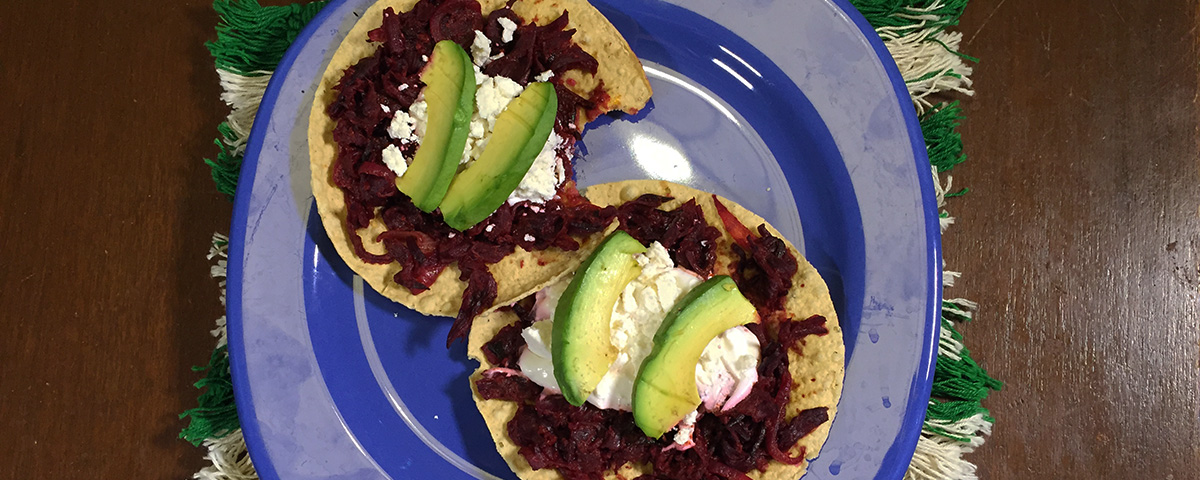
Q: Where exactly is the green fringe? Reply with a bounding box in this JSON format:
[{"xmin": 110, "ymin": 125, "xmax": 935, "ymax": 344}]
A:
[
  {"xmin": 204, "ymin": 0, "xmax": 330, "ymax": 198},
  {"xmin": 921, "ymin": 102, "xmax": 968, "ymax": 173},
  {"xmin": 179, "ymin": 346, "xmax": 240, "ymax": 446},
  {"xmin": 848, "ymin": 0, "xmax": 969, "ymax": 34},
  {"xmin": 923, "ymin": 318, "xmax": 1002, "ymax": 440},
  {"xmin": 206, "ymin": 122, "xmax": 242, "ymax": 199},
  {"xmin": 209, "ymin": 0, "xmax": 331, "ymax": 76}
]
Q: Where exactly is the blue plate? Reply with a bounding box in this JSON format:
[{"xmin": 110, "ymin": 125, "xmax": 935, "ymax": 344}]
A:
[{"xmin": 227, "ymin": 0, "xmax": 940, "ymax": 479}]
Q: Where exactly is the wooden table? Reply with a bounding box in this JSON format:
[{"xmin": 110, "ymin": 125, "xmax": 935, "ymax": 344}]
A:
[{"xmin": 0, "ymin": 0, "xmax": 1195, "ymax": 479}]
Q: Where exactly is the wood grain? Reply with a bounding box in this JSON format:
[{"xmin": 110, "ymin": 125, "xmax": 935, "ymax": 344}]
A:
[
  {"xmin": 0, "ymin": 0, "xmax": 1196, "ymax": 479},
  {"xmin": 950, "ymin": 0, "xmax": 1200, "ymax": 478},
  {"xmin": 0, "ymin": 1, "xmax": 229, "ymax": 478}
]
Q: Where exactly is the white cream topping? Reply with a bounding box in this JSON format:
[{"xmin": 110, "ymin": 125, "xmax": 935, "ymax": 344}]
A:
[{"xmin": 517, "ymin": 242, "xmax": 761, "ymax": 446}]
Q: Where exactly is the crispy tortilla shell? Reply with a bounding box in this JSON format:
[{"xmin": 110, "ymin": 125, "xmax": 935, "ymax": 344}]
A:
[
  {"xmin": 308, "ymin": 0, "xmax": 651, "ymax": 316},
  {"xmin": 467, "ymin": 180, "xmax": 845, "ymax": 480}
]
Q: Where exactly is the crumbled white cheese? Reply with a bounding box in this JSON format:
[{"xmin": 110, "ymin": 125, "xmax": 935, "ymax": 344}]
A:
[
  {"xmin": 518, "ymin": 242, "xmax": 761, "ymax": 446},
  {"xmin": 472, "ymin": 64, "xmax": 485, "ymax": 85},
  {"xmin": 398, "ymin": 84, "xmax": 409, "ymax": 91},
  {"xmin": 388, "ymin": 109, "xmax": 418, "ymax": 143},
  {"xmin": 476, "ymin": 76, "xmax": 524, "ymax": 126},
  {"xmin": 470, "ymin": 30, "xmax": 491, "ymax": 67},
  {"xmin": 523, "ymin": 234, "xmax": 536, "ymax": 242},
  {"xmin": 381, "ymin": 144, "xmax": 408, "ymax": 177},
  {"xmin": 498, "ymin": 17, "xmax": 517, "ymax": 43},
  {"xmin": 534, "ymin": 70, "xmax": 554, "ymax": 82},
  {"xmin": 381, "ymin": 104, "xmax": 391, "ymax": 114},
  {"xmin": 673, "ymin": 410, "xmax": 699, "ymax": 448},
  {"xmin": 421, "ymin": 54, "xmax": 429, "ymax": 62},
  {"xmin": 454, "ymin": 74, "xmax": 524, "ymax": 165},
  {"xmin": 507, "ymin": 131, "xmax": 565, "ymax": 204},
  {"xmin": 460, "ymin": 115, "xmax": 488, "ymax": 165},
  {"xmin": 408, "ymin": 98, "xmax": 428, "ymax": 137}
]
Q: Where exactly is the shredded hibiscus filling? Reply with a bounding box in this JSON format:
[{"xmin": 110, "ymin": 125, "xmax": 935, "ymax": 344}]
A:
[
  {"xmin": 615, "ymin": 194, "xmax": 721, "ymax": 276},
  {"xmin": 326, "ymin": 0, "xmax": 616, "ymax": 346},
  {"xmin": 480, "ymin": 297, "xmax": 537, "ymax": 368},
  {"xmin": 730, "ymin": 225, "xmax": 799, "ymax": 322},
  {"xmin": 475, "ymin": 319, "xmax": 831, "ymax": 480},
  {"xmin": 711, "ymin": 196, "xmax": 800, "ymax": 321},
  {"xmin": 474, "ymin": 201, "xmax": 830, "ymax": 479}
]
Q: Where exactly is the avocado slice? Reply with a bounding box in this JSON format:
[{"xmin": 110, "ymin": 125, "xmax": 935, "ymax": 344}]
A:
[
  {"xmin": 632, "ymin": 275, "xmax": 758, "ymax": 438},
  {"xmin": 439, "ymin": 82, "xmax": 557, "ymax": 231},
  {"xmin": 552, "ymin": 230, "xmax": 647, "ymax": 406},
  {"xmin": 396, "ymin": 40, "xmax": 476, "ymax": 212}
]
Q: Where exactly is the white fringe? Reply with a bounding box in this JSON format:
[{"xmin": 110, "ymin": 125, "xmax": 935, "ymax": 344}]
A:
[
  {"xmin": 942, "ymin": 298, "xmax": 978, "ymax": 320},
  {"xmin": 926, "ymin": 413, "xmax": 993, "ymax": 445},
  {"xmin": 931, "ymin": 166, "xmax": 957, "ymax": 233},
  {"xmin": 942, "ymin": 270, "xmax": 960, "ymax": 288},
  {"xmin": 216, "ymin": 70, "xmax": 273, "ymax": 156},
  {"xmin": 905, "ymin": 423, "xmax": 986, "ymax": 480},
  {"xmin": 193, "ymin": 429, "xmax": 258, "ymax": 480},
  {"xmin": 906, "ymin": 413, "xmax": 993, "ymax": 480},
  {"xmin": 190, "ymin": 233, "xmax": 254, "ymax": 480},
  {"xmin": 938, "ymin": 319, "xmax": 964, "ymax": 361},
  {"xmin": 208, "ymin": 233, "xmax": 230, "ymax": 348},
  {"xmin": 876, "ymin": 1, "xmax": 975, "ymax": 114}
]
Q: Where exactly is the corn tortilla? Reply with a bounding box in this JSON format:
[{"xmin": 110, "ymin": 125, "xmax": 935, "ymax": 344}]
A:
[
  {"xmin": 308, "ymin": 0, "xmax": 652, "ymax": 316},
  {"xmin": 468, "ymin": 180, "xmax": 845, "ymax": 480}
]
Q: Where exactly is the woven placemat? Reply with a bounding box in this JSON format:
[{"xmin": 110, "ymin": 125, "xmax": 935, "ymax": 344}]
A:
[{"xmin": 180, "ymin": 1, "xmax": 1001, "ymax": 479}]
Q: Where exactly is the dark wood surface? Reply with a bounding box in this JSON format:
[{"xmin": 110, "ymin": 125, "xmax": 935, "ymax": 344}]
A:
[
  {"xmin": 950, "ymin": 1, "xmax": 1200, "ymax": 478},
  {"xmin": 0, "ymin": 0, "xmax": 1195, "ymax": 479}
]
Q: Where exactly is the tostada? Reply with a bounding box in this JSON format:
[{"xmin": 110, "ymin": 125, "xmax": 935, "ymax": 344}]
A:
[
  {"xmin": 468, "ymin": 181, "xmax": 845, "ymax": 480},
  {"xmin": 308, "ymin": 0, "xmax": 652, "ymax": 344}
]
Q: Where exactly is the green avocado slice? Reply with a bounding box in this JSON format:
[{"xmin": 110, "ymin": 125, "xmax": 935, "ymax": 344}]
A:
[
  {"xmin": 439, "ymin": 82, "xmax": 557, "ymax": 231},
  {"xmin": 396, "ymin": 40, "xmax": 475, "ymax": 212},
  {"xmin": 552, "ymin": 230, "xmax": 647, "ymax": 406},
  {"xmin": 632, "ymin": 275, "xmax": 758, "ymax": 438}
]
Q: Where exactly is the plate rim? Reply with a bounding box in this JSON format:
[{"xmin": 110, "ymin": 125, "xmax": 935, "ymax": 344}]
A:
[
  {"xmin": 225, "ymin": 2, "xmax": 348, "ymax": 479},
  {"xmin": 823, "ymin": 0, "xmax": 943, "ymax": 476}
]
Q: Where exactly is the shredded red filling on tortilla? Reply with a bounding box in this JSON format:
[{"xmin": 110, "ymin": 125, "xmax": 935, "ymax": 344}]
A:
[
  {"xmin": 326, "ymin": 0, "xmax": 615, "ymax": 346},
  {"xmin": 711, "ymin": 196, "xmax": 800, "ymax": 322},
  {"xmin": 474, "ymin": 203, "xmax": 829, "ymax": 479},
  {"xmin": 476, "ymin": 320, "xmax": 831, "ymax": 480},
  {"xmin": 615, "ymin": 194, "xmax": 721, "ymax": 277}
]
